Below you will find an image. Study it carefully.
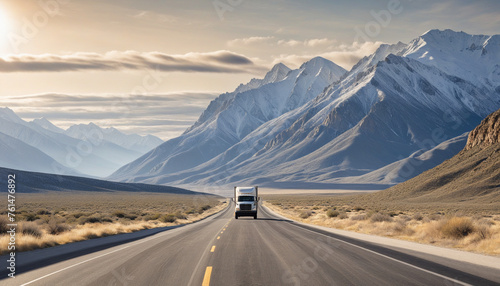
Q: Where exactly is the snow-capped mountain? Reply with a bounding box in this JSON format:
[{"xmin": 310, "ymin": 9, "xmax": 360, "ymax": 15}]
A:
[
  {"xmin": 0, "ymin": 131, "xmax": 78, "ymax": 175},
  {"xmin": 0, "ymin": 108, "xmax": 159, "ymax": 177},
  {"xmin": 401, "ymin": 29, "xmax": 500, "ymax": 88},
  {"xmin": 65, "ymin": 123, "xmax": 163, "ymax": 154},
  {"xmin": 111, "ymin": 29, "xmax": 500, "ymax": 187},
  {"xmin": 110, "ymin": 57, "xmax": 347, "ymax": 181},
  {"xmin": 31, "ymin": 117, "xmax": 65, "ymax": 133}
]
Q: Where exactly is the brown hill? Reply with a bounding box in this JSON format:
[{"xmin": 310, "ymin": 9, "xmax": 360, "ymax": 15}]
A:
[{"xmin": 353, "ymin": 108, "xmax": 500, "ymax": 214}]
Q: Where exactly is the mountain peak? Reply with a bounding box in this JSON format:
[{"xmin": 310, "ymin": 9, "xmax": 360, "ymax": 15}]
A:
[
  {"xmin": 300, "ymin": 56, "xmax": 332, "ymax": 69},
  {"xmin": 0, "ymin": 107, "xmax": 25, "ymax": 124},
  {"xmin": 263, "ymin": 63, "xmax": 291, "ymax": 83},
  {"xmin": 32, "ymin": 117, "xmax": 65, "ymax": 133}
]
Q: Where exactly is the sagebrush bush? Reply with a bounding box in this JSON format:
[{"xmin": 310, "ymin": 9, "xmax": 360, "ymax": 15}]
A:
[
  {"xmin": 21, "ymin": 222, "xmax": 43, "ymax": 238},
  {"xmin": 350, "ymin": 214, "xmax": 367, "ymax": 221},
  {"xmin": 174, "ymin": 212, "xmax": 187, "ymax": 220},
  {"xmin": 47, "ymin": 219, "xmax": 71, "ymax": 235},
  {"xmin": 197, "ymin": 205, "xmax": 212, "ymax": 214},
  {"xmin": 326, "ymin": 209, "xmax": 340, "ymax": 218},
  {"xmin": 160, "ymin": 214, "xmax": 176, "ymax": 223},
  {"xmin": 0, "ymin": 216, "xmax": 9, "ymax": 234},
  {"xmin": 144, "ymin": 213, "xmax": 161, "ymax": 221},
  {"xmin": 440, "ymin": 217, "xmax": 475, "ymax": 239},
  {"xmin": 299, "ymin": 211, "xmax": 313, "ymax": 219},
  {"xmin": 112, "ymin": 211, "xmax": 126, "ymax": 218},
  {"xmin": 23, "ymin": 213, "xmax": 40, "ymax": 222},
  {"xmin": 338, "ymin": 212, "xmax": 348, "ymax": 220},
  {"xmin": 36, "ymin": 209, "xmax": 51, "ymax": 215},
  {"xmin": 370, "ymin": 213, "xmax": 393, "ymax": 223}
]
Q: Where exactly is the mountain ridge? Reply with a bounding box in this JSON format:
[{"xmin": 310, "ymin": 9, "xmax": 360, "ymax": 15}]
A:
[{"xmin": 109, "ymin": 29, "xmax": 500, "ymax": 188}]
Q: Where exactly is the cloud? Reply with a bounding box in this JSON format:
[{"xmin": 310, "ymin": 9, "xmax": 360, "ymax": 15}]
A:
[
  {"xmin": 277, "ymin": 38, "xmax": 336, "ymax": 48},
  {"xmin": 227, "ymin": 36, "xmax": 275, "ymax": 46},
  {"xmin": 272, "ymin": 41, "xmax": 384, "ymax": 70},
  {"xmin": 0, "ymin": 50, "xmax": 265, "ymax": 74},
  {"xmin": 1, "ymin": 92, "xmax": 219, "ymax": 140},
  {"xmin": 305, "ymin": 38, "xmax": 336, "ymax": 47},
  {"xmin": 277, "ymin": 39, "xmax": 302, "ymax": 47}
]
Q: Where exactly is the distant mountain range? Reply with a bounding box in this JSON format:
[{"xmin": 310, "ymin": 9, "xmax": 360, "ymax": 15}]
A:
[
  {"xmin": 0, "ymin": 108, "xmax": 163, "ymax": 177},
  {"xmin": 110, "ymin": 29, "xmax": 500, "ymax": 188}
]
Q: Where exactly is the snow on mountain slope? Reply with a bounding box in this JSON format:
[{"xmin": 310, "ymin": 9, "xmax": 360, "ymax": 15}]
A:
[
  {"xmin": 65, "ymin": 123, "xmax": 163, "ymax": 154},
  {"xmin": 112, "ymin": 29, "xmax": 500, "ymax": 188},
  {"xmin": 0, "ymin": 131, "xmax": 78, "ymax": 175},
  {"xmin": 148, "ymin": 41, "xmax": 498, "ymax": 186},
  {"xmin": 203, "ymin": 54, "xmax": 496, "ymax": 186},
  {"xmin": 233, "ymin": 63, "xmax": 291, "ymax": 94},
  {"xmin": 0, "ymin": 108, "xmax": 147, "ymax": 177},
  {"xmin": 32, "ymin": 117, "xmax": 65, "ymax": 133},
  {"xmin": 401, "ymin": 29, "xmax": 500, "ymax": 88},
  {"xmin": 110, "ymin": 58, "xmax": 347, "ymax": 182}
]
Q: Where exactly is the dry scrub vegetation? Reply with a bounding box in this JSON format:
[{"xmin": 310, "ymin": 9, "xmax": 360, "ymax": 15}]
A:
[
  {"xmin": 264, "ymin": 194, "xmax": 500, "ymax": 256},
  {"xmin": 0, "ymin": 192, "xmax": 226, "ymax": 255}
]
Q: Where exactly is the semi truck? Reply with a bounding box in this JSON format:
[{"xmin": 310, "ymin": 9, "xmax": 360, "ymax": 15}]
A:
[{"xmin": 234, "ymin": 186, "xmax": 259, "ymax": 219}]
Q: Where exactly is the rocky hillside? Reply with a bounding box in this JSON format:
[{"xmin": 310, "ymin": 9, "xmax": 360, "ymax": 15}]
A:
[{"xmin": 466, "ymin": 109, "xmax": 500, "ymax": 150}]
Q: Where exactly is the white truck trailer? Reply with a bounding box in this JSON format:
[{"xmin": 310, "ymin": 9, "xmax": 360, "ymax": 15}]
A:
[{"xmin": 234, "ymin": 186, "xmax": 259, "ymax": 219}]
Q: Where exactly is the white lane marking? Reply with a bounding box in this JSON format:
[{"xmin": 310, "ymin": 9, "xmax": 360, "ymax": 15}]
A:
[
  {"xmin": 261, "ymin": 207, "xmax": 472, "ymax": 286},
  {"xmin": 21, "ymin": 233, "xmax": 163, "ymax": 286},
  {"xmin": 22, "ymin": 203, "xmax": 232, "ymax": 286}
]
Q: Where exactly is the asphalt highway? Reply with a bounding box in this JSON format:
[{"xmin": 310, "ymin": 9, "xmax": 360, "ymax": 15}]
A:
[{"xmin": 2, "ymin": 202, "xmax": 499, "ymax": 286}]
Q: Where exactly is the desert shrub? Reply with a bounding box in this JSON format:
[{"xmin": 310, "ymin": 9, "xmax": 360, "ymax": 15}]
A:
[
  {"xmin": 440, "ymin": 217, "xmax": 475, "ymax": 239},
  {"xmin": 0, "ymin": 216, "xmax": 9, "ymax": 234},
  {"xmin": 370, "ymin": 213, "xmax": 393, "ymax": 223},
  {"xmin": 299, "ymin": 211, "xmax": 313, "ymax": 219},
  {"xmin": 326, "ymin": 209, "xmax": 340, "ymax": 218},
  {"xmin": 354, "ymin": 206, "xmax": 365, "ymax": 211},
  {"xmin": 474, "ymin": 224, "xmax": 491, "ymax": 240},
  {"xmin": 351, "ymin": 214, "xmax": 367, "ymax": 221},
  {"xmin": 185, "ymin": 208, "xmax": 196, "ymax": 215},
  {"xmin": 338, "ymin": 212, "xmax": 348, "ymax": 220},
  {"xmin": 36, "ymin": 209, "xmax": 51, "ymax": 215},
  {"xmin": 198, "ymin": 205, "xmax": 212, "ymax": 214},
  {"xmin": 112, "ymin": 211, "xmax": 126, "ymax": 218},
  {"xmin": 388, "ymin": 211, "xmax": 398, "ymax": 217},
  {"xmin": 78, "ymin": 215, "xmax": 111, "ymax": 224},
  {"xmin": 144, "ymin": 213, "xmax": 161, "ymax": 221},
  {"xmin": 23, "ymin": 213, "xmax": 40, "ymax": 222},
  {"xmin": 21, "ymin": 222, "xmax": 43, "ymax": 238},
  {"xmin": 160, "ymin": 214, "xmax": 176, "ymax": 223},
  {"xmin": 174, "ymin": 212, "xmax": 187, "ymax": 220},
  {"xmin": 71, "ymin": 212, "xmax": 90, "ymax": 219},
  {"xmin": 47, "ymin": 219, "xmax": 71, "ymax": 235}
]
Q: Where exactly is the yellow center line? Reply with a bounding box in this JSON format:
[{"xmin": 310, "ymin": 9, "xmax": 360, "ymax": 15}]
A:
[
  {"xmin": 210, "ymin": 245, "xmax": 216, "ymax": 252},
  {"xmin": 202, "ymin": 266, "xmax": 212, "ymax": 286},
  {"xmin": 217, "ymin": 236, "xmax": 220, "ymax": 240}
]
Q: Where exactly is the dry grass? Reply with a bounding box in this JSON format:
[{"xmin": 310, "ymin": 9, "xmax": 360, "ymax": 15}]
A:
[
  {"xmin": 0, "ymin": 192, "xmax": 226, "ymax": 254},
  {"xmin": 264, "ymin": 195, "xmax": 500, "ymax": 256}
]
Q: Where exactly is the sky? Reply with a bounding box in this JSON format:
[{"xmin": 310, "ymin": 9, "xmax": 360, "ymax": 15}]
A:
[{"xmin": 0, "ymin": 0, "xmax": 499, "ymax": 139}]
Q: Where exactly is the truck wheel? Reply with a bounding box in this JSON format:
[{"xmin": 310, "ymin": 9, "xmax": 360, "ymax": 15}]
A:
[
  {"xmin": 254, "ymin": 215, "xmax": 257, "ymax": 219},
  {"xmin": 235, "ymin": 214, "xmax": 238, "ymax": 219}
]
